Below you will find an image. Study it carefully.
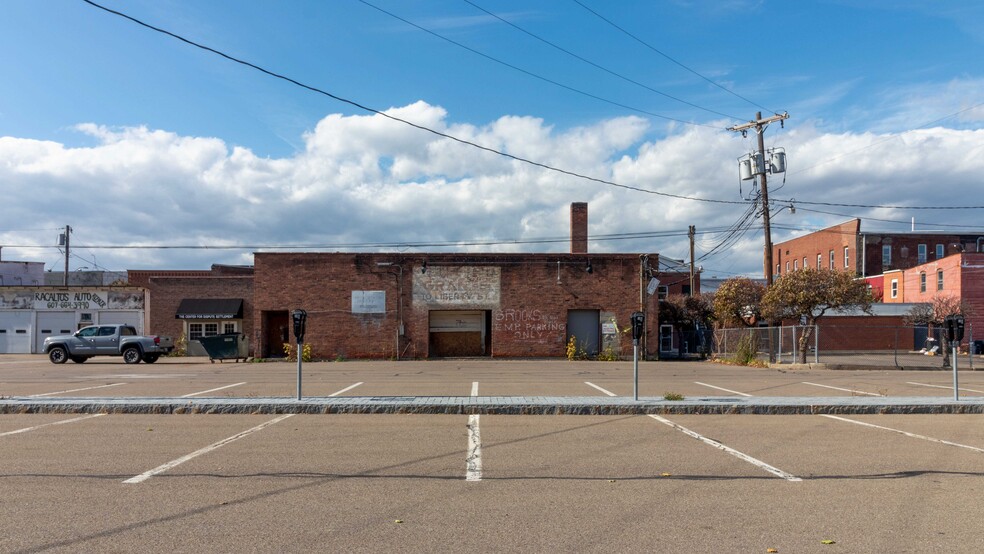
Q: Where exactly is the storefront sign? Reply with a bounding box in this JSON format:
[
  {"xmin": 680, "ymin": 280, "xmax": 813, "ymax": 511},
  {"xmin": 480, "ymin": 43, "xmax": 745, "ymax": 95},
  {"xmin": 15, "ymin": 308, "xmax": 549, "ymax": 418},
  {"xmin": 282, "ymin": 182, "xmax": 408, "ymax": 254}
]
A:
[{"xmin": 34, "ymin": 291, "xmax": 108, "ymax": 311}]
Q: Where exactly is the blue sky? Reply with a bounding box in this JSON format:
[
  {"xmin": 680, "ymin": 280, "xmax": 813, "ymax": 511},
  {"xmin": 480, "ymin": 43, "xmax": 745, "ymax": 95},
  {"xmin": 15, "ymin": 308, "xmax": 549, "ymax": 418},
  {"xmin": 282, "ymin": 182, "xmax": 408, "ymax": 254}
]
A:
[{"xmin": 2, "ymin": 0, "xmax": 984, "ymax": 279}]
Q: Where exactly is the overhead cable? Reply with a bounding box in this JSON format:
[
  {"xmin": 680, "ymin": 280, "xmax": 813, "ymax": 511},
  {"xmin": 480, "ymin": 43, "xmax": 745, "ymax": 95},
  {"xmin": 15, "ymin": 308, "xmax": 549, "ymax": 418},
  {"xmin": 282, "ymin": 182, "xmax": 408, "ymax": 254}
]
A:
[
  {"xmin": 570, "ymin": 0, "xmax": 779, "ymax": 115},
  {"xmin": 462, "ymin": 0, "xmax": 742, "ymax": 121}
]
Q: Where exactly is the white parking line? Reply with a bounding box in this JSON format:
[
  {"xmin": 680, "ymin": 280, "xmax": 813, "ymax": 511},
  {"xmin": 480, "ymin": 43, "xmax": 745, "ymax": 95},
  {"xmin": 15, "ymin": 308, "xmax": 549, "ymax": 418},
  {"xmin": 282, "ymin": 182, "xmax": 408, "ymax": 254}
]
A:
[
  {"xmin": 585, "ymin": 381, "xmax": 614, "ymax": 395},
  {"xmin": 29, "ymin": 383, "xmax": 126, "ymax": 397},
  {"xmin": 0, "ymin": 414, "xmax": 106, "ymax": 438},
  {"xmin": 466, "ymin": 381, "xmax": 482, "ymax": 482},
  {"xmin": 329, "ymin": 382, "xmax": 363, "ymax": 396},
  {"xmin": 694, "ymin": 382, "xmax": 753, "ymax": 396},
  {"xmin": 180, "ymin": 382, "xmax": 247, "ymax": 398},
  {"xmin": 584, "ymin": 383, "xmax": 801, "ymax": 482},
  {"xmin": 123, "ymin": 414, "xmax": 294, "ymax": 484},
  {"xmin": 821, "ymin": 415, "xmax": 984, "ymax": 453},
  {"xmin": 802, "ymin": 382, "xmax": 884, "ymax": 396},
  {"xmin": 907, "ymin": 382, "xmax": 984, "ymax": 395}
]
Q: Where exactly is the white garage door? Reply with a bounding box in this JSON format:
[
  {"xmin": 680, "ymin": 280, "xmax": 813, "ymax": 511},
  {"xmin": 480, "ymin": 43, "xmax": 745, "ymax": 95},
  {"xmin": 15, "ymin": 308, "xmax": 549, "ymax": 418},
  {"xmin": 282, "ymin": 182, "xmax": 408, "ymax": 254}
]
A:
[
  {"xmin": 98, "ymin": 311, "xmax": 144, "ymax": 334},
  {"xmin": 35, "ymin": 312, "xmax": 77, "ymax": 353},
  {"xmin": 0, "ymin": 311, "xmax": 32, "ymax": 354}
]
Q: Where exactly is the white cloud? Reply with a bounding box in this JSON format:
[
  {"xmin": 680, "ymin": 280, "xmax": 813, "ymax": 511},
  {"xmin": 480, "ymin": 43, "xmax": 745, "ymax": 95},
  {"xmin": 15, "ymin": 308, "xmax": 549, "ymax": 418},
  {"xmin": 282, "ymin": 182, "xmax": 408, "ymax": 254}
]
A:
[{"xmin": 2, "ymin": 101, "xmax": 983, "ymax": 279}]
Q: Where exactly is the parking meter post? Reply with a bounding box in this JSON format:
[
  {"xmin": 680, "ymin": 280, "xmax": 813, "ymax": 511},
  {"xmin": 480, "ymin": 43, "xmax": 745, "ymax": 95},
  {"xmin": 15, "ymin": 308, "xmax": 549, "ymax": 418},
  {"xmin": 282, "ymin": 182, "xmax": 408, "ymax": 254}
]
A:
[
  {"xmin": 297, "ymin": 341, "xmax": 303, "ymax": 401},
  {"xmin": 292, "ymin": 309, "xmax": 307, "ymax": 401},
  {"xmin": 630, "ymin": 312, "xmax": 645, "ymax": 401}
]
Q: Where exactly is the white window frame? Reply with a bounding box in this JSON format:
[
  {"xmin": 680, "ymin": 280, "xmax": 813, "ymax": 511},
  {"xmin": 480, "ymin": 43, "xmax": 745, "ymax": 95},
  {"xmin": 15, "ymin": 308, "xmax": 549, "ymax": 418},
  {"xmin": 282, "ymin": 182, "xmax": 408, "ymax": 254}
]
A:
[
  {"xmin": 829, "ymin": 250, "xmax": 835, "ymax": 269},
  {"xmin": 937, "ymin": 270, "xmax": 944, "ymax": 291},
  {"xmin": 919, "ymin": 272, "xmax": 926, "ymax": 293},
  {"xmin": 817, "ymin": 254, "xmax": 822, "ymax": 269},
  {"xmin": 187, "ymin": 320, "xmax": 239, "ymax": 340},
  {"xmin": 844, "ymin": 247, "xmax": 850, "ymax": 268},
  {"xmin": 890, "ymin": 279, "xmax": 899, "ymax": 299}
]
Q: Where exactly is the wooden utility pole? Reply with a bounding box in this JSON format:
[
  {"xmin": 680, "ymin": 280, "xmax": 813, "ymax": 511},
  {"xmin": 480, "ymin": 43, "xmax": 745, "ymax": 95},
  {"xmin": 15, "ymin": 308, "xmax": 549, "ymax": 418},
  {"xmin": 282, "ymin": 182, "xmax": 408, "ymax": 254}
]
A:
[
  {"xmin": 688, "ymin": 225, "xmax": 696, "ymax": 296},
  {"xmin": 62, "ymin": 225, "xmax": 71, "ymax": 286},
  {"xmin": 729, "ymin": 112, "xmax": 789, "ymax": 286}
]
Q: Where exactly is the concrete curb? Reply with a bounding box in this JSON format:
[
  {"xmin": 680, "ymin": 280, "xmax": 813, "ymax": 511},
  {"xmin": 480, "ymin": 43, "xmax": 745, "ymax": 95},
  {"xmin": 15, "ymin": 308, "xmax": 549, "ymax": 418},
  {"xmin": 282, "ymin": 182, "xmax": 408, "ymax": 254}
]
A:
[{"xmin": 3, "ymin": 396, "xmax": 984, "ymax": 415}]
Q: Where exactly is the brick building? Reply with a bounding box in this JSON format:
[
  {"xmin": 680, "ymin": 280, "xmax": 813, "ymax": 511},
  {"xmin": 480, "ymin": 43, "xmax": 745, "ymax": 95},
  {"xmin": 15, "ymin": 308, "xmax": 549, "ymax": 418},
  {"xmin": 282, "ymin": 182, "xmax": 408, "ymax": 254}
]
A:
[
  {"xmin": 253, "ymin": 251, "xmax": 660, "ymax": 360},
  {"xmin": 132, "ymin": 265, "xmax": 254, "ymax": 356},
  {"xmin": 773, "ymin": 218, "xmax": 984, "ymax": 279},
  {"xmin": 129, "ymin": 203, "xmax": 689, "ymax": 360}
]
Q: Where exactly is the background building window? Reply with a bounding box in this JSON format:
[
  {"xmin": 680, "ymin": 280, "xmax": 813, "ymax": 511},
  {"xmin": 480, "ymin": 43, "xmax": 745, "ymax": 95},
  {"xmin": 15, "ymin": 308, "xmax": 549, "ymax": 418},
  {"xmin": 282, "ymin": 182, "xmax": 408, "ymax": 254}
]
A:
[
  {"xmin": 919, "ymin": 272, "xmax": 926, "ymax": 293},
  {"xmin": 918, "ymin": 244, "xmax": 927, "ymax": 264},
  {"xmin": 817, "ymin": 254, "xmax": 822, "ymax": 269},
  {"xmin": 223, "ymin": 322, "xmax": 237, "ymax": 334},
  {"xmin": 882, "ymin": 245, "xmax": 891, "ymax": 266},
  {"xmin": 937, "ymin": 270, "xmax": 944, "ymax": 290},
  {"xmin": 829, "ymin": 250, "xmax": 835, "ymax": 269},
  {"xmin": 844, "ymin": 247, "xmax": 850, "ymax": 268},
  {"xmin": 890, "ymin": 279, "xmax": 898, "ymax": 299},
  {"xmin": 189, "ymin": 323, "xmax": 203, "ymax": 340},
  {"xmin": 936, "ymin": 244, "xmax": 944, "ymax": 259}
]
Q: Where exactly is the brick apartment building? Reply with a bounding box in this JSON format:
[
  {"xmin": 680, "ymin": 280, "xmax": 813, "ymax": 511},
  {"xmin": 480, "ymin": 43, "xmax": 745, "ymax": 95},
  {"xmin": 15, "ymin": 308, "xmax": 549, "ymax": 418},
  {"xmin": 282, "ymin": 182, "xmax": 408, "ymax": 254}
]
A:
[
  {"xmin": 771, "ymin": 219, "xmax": 984, "ymax": 350},
  {"xmin": 773, "ymin": 218, "xmax": 984, "ymax": 279}
]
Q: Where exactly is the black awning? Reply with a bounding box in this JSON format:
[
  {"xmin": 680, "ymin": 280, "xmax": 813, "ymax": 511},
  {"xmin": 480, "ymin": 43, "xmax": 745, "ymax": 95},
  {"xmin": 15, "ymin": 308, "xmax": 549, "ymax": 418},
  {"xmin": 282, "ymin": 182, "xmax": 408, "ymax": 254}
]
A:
[{"xmin": 175, "ymin": 298, "xmax": 244, "ymax": 319}]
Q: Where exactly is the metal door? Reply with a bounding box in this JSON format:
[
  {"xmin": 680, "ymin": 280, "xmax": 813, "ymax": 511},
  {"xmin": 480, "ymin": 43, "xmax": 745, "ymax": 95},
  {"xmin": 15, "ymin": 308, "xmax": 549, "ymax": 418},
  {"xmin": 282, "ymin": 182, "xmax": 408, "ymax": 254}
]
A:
[{"xmin": 566, "ymin": 310, "xmax": 600, "ymax": 357}]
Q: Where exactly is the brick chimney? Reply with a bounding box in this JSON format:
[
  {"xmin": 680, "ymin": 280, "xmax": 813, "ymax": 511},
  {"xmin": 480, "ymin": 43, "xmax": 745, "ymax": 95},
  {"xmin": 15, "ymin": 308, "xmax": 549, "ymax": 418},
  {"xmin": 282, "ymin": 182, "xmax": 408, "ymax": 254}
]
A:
[{"xmin": 570, "ymin": 202, "xmax": 588, "ymax": 254}]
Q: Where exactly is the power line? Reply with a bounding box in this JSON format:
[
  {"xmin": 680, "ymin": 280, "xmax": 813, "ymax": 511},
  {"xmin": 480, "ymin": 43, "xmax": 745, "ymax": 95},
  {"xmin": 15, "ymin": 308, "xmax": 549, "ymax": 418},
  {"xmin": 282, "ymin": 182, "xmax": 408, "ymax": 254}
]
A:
[
  {"xmin": 360, "ymin": 0, "xmax": 726, "ymax": 128},
  {"xmin": 570, "ymin": 0, "xmax": 779, "ymax": 115},
  {"xmin": 79, "ymin": 1, "xmax": 984, "ymax": 214},
  {"xmin": 462, "ymin": 0, "xmax": 743, "ymax": 121},
  {"xmin": 79, "ymin": 0, "xmax": 749, "ymax": 206}
]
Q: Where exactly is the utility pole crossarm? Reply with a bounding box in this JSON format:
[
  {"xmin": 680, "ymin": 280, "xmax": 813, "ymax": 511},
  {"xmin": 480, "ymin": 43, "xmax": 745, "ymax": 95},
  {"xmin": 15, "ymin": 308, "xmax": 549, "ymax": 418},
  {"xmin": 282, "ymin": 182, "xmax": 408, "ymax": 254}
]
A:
[{"xmin": 728, "ymin": 112, "xmax": 789, "ymax": 133}]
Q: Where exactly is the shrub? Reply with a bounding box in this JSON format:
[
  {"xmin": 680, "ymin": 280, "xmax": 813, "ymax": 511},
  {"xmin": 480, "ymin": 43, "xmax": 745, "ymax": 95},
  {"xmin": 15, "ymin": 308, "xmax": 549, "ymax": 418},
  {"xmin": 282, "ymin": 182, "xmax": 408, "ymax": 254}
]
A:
[{"xmin": 733, "ymin": 333, "xmax": 758, "ymax": 366}]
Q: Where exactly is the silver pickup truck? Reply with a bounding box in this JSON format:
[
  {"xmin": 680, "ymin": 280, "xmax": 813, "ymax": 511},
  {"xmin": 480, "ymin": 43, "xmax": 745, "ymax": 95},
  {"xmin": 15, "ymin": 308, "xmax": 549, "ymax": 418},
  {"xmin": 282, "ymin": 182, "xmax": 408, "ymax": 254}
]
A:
[{"xmin": 43, "ymin": 324, "xmax": 174, "ymax": 364}]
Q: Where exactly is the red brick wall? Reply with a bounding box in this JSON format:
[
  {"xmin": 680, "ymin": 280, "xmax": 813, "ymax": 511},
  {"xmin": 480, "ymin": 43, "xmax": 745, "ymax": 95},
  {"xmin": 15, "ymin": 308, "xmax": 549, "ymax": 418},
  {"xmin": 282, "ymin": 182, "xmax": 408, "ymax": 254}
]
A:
[
  {"xmin": 814, "ymin": 315, "xmax": 913, "ymax": 351},
  {"xmin": 146, "ymin": 276, "xmax": 254, "ymax": 352},
  {"xmin": 253, "ymin": 252, "xmax": 660, "ymax": 360},
  {"xmin": 774, "ymin": 219, "xmax": 860, "ymax": 277},
  {"xmin": 903, "ymin": 253, "xmax": 984, "ymax": 339}
]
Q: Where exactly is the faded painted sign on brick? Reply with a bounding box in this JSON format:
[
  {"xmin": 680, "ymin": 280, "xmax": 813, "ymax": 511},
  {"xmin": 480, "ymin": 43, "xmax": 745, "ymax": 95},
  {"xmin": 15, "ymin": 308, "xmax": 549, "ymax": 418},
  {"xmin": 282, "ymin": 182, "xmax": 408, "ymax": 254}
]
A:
[{"xmin": 412, "ymin": 266, "xmax": 501, "ymax": 308}]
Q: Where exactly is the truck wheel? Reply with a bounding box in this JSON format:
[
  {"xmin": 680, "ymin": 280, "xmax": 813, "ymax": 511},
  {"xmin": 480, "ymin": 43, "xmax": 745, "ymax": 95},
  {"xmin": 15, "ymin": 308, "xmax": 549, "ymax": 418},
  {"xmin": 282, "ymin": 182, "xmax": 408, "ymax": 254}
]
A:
[
  {"xmin": 48, "ymin": 346, "xmax": 69, "ymax": 364},
  {"xmin": 142, "ymin": 354, "xmax": 160, "ymax": 364},
  {"xmin": 122, "ymin": 347, "xmax": 142, "ymax": 364},
  {"xmin": 70, "ymin": 356, "xmax": 89, "ymax": 364}
]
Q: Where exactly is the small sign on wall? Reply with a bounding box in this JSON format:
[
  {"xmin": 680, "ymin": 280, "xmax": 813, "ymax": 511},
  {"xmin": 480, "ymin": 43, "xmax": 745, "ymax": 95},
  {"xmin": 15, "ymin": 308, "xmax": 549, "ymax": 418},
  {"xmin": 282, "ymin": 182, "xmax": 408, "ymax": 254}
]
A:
[{"xmin": 352, "ymin": 291, "xmax": 386, "ymax": 314}]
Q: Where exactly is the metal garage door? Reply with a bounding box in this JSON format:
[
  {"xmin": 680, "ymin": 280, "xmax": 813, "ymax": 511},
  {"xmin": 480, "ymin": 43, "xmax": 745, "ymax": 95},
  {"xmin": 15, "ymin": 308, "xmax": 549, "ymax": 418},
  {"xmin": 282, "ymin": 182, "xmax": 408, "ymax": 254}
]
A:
[
  {"xmin": 429, "ymin": 311, "xmax": 486, "ymax": 357},
  {"xmin": 98, "ymin": 311, "xmax": 144, "ymax": 334},
  {"xmin": 0, "ymin": 311, "xmax": 32, "ymax": 354},
  {"xmin": 35, "ymin": 312, "xmax": 77, "ymax": 353}
]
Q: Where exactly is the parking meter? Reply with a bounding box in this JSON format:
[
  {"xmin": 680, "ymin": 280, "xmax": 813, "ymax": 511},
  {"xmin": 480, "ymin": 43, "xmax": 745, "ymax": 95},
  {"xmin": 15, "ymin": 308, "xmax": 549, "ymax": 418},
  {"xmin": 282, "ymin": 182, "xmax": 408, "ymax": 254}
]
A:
[
  {"xmin": 945, "ymin": 314, "xmax": 965, "ymax": 343},
  {"xmin": 630, "ymin": 311, "xmax": 645, "ymax": 345},
  {"xmin": 292, "ymin": 309, "xmax": 307, "ymax": 342}
]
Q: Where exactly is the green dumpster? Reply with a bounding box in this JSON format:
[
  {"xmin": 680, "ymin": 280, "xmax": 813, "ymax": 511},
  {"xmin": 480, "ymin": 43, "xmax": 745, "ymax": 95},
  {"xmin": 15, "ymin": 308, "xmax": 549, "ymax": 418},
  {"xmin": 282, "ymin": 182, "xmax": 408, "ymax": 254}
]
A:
[{"xmin": 198, "ymin": 333, "xmax": 247, "ymax": 363}]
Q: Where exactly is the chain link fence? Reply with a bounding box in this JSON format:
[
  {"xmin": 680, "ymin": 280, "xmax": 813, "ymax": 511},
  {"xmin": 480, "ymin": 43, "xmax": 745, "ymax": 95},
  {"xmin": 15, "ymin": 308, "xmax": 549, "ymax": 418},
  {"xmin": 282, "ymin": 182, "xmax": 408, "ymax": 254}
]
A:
[{"xmin": 712, "ymin": 324, "xmax": 981, "ymax": 370}]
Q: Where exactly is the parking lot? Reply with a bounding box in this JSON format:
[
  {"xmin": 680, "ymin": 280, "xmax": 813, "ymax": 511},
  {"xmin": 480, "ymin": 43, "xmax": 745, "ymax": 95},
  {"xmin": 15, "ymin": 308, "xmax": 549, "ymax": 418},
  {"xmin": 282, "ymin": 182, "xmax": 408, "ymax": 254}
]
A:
[{"xmin": 3, "ymin": 356, "xmax": 984, "ymax": 552}]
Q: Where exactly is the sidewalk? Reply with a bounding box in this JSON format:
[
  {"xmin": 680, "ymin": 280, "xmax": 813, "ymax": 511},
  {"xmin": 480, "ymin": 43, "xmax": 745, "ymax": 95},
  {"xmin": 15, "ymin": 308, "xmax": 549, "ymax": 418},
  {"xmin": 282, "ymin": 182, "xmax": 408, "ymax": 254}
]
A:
[{"xmin": 3, "ymin": 395, "xmax": 983, "ymax": 415}]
